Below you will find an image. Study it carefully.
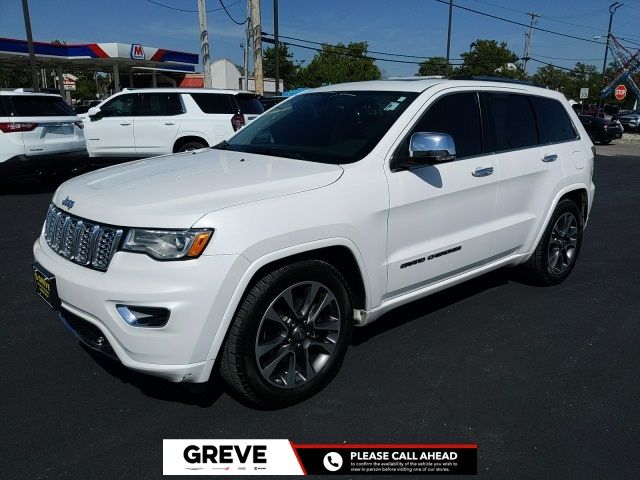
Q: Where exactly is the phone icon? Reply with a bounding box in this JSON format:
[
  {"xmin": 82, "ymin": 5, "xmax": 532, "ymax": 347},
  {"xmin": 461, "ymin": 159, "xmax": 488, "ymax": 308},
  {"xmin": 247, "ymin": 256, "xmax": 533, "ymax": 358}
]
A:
[{"xmin": 323, "ymin": 452, "xmax": 343, "ymax": 471}]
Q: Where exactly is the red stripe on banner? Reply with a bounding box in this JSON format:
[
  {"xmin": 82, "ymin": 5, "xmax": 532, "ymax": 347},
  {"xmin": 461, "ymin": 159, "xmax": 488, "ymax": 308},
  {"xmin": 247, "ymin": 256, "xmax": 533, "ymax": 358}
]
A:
[
  {"xmin": 88, "ymin": 44, "xmax": 108, "ymax": 58},
  {"xmin": 289, "ymin": 440, "xmax": 308, "ymax": 475},
  {"xmin": 150, "ymin": 48, "xmax": 165, "ymax": 61},
  {"xmin": 292, "ymin": 443, "xmax": 478, "ymax": 449}
]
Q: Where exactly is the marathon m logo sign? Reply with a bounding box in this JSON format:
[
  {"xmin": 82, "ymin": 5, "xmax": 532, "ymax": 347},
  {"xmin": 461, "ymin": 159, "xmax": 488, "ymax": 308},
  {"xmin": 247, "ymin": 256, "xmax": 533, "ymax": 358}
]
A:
[{"xmin": 130, "ymin": 44, "xmax": 145, "ymax": 60}]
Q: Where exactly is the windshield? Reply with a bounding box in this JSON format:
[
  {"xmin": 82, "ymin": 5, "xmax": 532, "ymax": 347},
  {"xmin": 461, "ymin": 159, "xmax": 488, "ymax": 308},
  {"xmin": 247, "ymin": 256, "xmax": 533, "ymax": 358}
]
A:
[{"xmin": 220, "ymin": 91, "xmax": 418, "ymax": 164}]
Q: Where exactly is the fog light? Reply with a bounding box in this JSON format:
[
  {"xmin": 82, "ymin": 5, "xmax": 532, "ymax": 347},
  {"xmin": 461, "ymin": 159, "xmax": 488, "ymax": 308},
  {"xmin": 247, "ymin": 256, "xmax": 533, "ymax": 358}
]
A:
[{"xmin": 116, "ymin": 305, "xmax": 170, "ymax": 327}]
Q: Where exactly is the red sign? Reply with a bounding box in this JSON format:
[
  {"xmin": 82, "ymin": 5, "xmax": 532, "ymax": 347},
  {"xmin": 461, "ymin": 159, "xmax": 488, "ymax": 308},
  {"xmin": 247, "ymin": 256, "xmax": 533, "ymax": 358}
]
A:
[{"xmin": 615, "ymin": 84, "xmax": 627, "ymax": 100}]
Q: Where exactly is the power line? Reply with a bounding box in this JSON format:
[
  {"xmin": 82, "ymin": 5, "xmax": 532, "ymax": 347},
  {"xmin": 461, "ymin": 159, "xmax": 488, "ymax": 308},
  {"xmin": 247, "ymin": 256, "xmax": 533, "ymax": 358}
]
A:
[
  {"xmin": 142, "ymin": 0, "xmax": 241, "ymax": 13},
  {"xmin": 217, "ymin": 0, "xmax": 248, "ymax": 25},
  {"xmin": 432, "ymin": 0, "xmax": 606, "ymax": 46}
]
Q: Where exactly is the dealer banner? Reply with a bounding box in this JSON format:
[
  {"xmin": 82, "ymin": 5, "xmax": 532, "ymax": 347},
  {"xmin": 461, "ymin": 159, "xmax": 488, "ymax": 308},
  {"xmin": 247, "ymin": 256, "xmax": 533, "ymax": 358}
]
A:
[{"xmin": 163, "ymin": 440, "xmax": 477, "ymax": 475}]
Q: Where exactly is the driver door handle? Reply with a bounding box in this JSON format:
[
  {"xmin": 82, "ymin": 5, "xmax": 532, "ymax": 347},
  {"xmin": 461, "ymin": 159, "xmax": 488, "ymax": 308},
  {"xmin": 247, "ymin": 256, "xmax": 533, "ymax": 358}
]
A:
[
  {"xmin": 120, "ymin": 121, "xmax": 131, "ymax": 126},
  {"xmin": 164, "ymin": 121, "xmax": 175, "ymax": 125},
  {"xmin": 472, "ymin": 166, "xmax": 494, "ymax": 177},
  {"xmin": 542, "ymin": 154, "xmax": 558, "ymax": 162}
]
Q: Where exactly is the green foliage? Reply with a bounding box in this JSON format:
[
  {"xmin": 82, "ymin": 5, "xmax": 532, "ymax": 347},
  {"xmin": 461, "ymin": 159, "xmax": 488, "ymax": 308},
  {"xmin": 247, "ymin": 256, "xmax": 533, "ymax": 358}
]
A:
[
  {"xmin": 417, "ymin": 57, "xmax": 448, "ymax": 76},
  {"xmin": 457, "ymin": 39, "xmax": 526, "ymax": 79},
  {"xmin": 297, "ymin": 42, "xmax": 381, "ymax": 88},
  {"xmin": 263, "ymin": 44, "xmax": 300, "ymax": 90}
]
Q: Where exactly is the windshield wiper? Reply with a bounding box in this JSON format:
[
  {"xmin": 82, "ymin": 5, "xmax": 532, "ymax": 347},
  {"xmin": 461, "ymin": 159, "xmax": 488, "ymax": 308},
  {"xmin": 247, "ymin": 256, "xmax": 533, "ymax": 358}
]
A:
[{"xmin": 240, "ymin": 146, "xmax": 308, "ymax": 160}]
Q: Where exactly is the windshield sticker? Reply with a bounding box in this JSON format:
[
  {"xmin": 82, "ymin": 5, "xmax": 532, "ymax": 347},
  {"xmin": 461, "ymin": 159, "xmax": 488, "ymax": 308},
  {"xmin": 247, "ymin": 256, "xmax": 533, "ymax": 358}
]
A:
[
  {"xmin": 397, "ymin": 96, "xmax": 407, "ymax": 102},
  {"xmin": 384, "ymin": 102, "xmax": 400, "ymax": 111}
]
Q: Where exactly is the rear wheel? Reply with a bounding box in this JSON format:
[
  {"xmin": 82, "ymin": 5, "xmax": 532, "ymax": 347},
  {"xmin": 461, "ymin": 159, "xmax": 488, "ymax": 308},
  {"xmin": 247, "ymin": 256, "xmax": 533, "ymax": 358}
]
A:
[
  {"xmin": 519, "ymin": 199, "xmax": 583, "ymax": 286},
  {"xmin": 177, "ymin": 141, "xmax": 207, "ymax": 152},
  {"xmin": 220, "ymin": 260, "xmax": 353, "ymax": 408},
  {"xmin": 600, "ymin": 139, "xmax": 612, "ymax": 145}
]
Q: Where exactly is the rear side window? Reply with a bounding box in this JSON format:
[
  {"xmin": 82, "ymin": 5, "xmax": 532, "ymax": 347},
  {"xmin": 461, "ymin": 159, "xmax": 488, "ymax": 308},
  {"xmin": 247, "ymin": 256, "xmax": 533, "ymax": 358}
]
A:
[
  {"xmin": 137, "ymin": 93, "xmax": 184, "ymax": 116},
  {"xmin": 190, "ymin": 93, "xmax": 235, "ymax": 114},
  {"xmin": 6, "ymin": 95, "xmax": 75, "ymax": 116},
  {"xmin": 0, "ymin": 97, "xmax": 7, "ymax": 116},
  {"xmin": 482, "ymin": 93, "xmax": 538, "ymax": 152},
  {"xmin": 530, "ymin": 96, "xmax": 577, "ymax": 143},
  {"xmin": 233, "ymin": 94, "xmax": 265, "ymax": 115},
  {"xmin": 403, "ymin": 92, "xmax": 483, "ymax": 159}
]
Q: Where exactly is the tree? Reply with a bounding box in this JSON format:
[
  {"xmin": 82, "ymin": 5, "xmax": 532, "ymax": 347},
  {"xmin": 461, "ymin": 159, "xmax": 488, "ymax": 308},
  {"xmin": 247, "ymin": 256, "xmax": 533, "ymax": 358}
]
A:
[
  {"xmin": 263, "ymin": 44, "xmax": 299, "ymax": 90},
  {"xmin": 566, "ymin": 62, "xmax": 601, "ymax": 103},
  {"xmin": 458, "ymin": 39, "xmax": 526, "ymax": 79},
  {"xmin": 298, "ymin": 42, "xmax": 381, "ymax": 87},
  {"xmin": 531, "ymin": 65, "xmax": 570, "ymax": 92},
  {"xmin": 417, "ymin": 57, "xmax": 448, "ymax": 76}
]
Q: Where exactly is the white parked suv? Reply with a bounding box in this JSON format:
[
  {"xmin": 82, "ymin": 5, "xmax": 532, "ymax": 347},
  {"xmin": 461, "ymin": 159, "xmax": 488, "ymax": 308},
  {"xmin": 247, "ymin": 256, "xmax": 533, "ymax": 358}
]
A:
[
  {"xmin": 82, "ymin": 88, "xmax": 264, "ymax": 158},
  {"xmin": 0, "ymin": 90, "xmax": 86, "ymax": 177},
  {"xmin": 33, "ymin": 78, "xmax": 595, "ymax": 407}
]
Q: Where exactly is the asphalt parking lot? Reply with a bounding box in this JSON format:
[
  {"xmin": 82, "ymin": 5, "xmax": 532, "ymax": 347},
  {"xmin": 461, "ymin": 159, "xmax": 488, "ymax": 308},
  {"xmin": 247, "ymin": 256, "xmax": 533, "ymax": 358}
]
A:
[{"xmin": 1, "ymin": 144, "xmax": 639, "ymax": 479}]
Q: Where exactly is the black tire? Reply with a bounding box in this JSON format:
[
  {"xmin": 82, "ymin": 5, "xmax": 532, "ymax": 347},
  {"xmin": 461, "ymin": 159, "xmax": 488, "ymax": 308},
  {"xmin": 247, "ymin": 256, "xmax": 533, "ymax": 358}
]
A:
[
  {"xmin": 519, "ymin": 199, "xmax": 583, "ymax": 286},
  {"xmin": 600, "ymin": 139, "xmax": 612, "ymax": 145},
  {"xmin": 220, "ymin": 260, "xmax": 353, "ymax": 408},
  {"xmin": 177, "ymin": 141, "xmax": 207, "ymax": 152}
]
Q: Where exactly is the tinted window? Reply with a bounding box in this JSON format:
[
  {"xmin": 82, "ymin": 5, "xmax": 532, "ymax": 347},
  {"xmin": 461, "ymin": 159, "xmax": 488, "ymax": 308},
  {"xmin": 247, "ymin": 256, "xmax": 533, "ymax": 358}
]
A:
[
  {"xmin": 190, "ymin": 93, "xmax": 235, "ymax": 114},
  {"xmin": 530, "ymin": 96, "xmax": 577, "ymax": 143},
  {"xmin": 223, "ymin": 91, "xmax": 418, "ymax": 164},
  {"xmin": 234, "ymin": 94, "xmax": 265, "ymax": 114},
  {"xmin": 483, "ymin": 93, "xmax": 538, "ymax": 152},
  {"xmin": 402, "ymin": 92, "xmax": 482, "ymax": 158},
  {"xmin": 137, "ymin": 93, "xmax": 183, "ymax": 116},
  {"xmin": 100, "ymin": 94, "xmax": 134, "ymax": 117},
  {"xmin": 7, "ymin": 95, "xmax": 75, "ymax": 117},
  {"xmin": 0, "ymin": 97, "xmax": 7, "ymax": 116}
]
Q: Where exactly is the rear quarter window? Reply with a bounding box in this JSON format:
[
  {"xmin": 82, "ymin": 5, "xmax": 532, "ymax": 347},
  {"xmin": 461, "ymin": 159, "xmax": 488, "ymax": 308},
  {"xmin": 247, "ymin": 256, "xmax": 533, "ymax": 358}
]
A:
[
  {"xmin": 530, "ymin": 96, "xmax": 578, "ymax": 143},
  {"xmin": 6, "ymin": 95, "xmax": 75, "ymax": 116},
  {"xmin": 233, "ymin": 94, "xmax": 265, "ymax": 115},
  {"xmin": 190, "ymin": 93, "xmax": 236, "ymax": 114}
]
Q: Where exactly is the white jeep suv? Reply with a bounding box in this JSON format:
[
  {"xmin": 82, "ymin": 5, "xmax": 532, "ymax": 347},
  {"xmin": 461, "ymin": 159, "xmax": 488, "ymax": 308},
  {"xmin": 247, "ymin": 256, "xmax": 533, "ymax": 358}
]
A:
[
  {"xmin": 33, "ymin": 79, "xmax": 595, "ymax": 407},
  {"xmin": 0, "ymin": 90, "xmax": 86, "ymax": 177},
  {"xmin": 83, "ymin": 88, "xmax": 263, "ymax": 158}
]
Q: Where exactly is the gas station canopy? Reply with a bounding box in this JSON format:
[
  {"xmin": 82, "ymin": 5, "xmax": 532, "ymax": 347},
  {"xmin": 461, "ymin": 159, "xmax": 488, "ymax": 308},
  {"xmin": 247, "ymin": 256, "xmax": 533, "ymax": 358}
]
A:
[{"xmin": 0, "ymin": 37, "xmax": 199, "ymax": 91}]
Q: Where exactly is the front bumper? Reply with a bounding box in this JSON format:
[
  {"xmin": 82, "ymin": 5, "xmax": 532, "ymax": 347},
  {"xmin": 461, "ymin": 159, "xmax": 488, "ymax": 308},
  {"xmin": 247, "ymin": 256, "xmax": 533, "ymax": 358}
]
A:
[{"xmin": 33, "ymin": 236, "xmax": 249, "ymax": 383}]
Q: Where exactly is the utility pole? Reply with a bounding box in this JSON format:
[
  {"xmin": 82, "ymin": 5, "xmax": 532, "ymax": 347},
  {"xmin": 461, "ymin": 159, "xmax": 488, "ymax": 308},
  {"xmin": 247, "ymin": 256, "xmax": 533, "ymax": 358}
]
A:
[
  {"xmin": 21, "ymin": 0, "xmax": 39, "ymax": 91},
  {"xmin": 244, "ymin": 0, "xmax": 250, "ymax": 90},
  {"xmin": 600, "ymin": 2, "xmax": 623, "ymax": 108},
  {"xmin": 250, "ymin": 0, "xmax": 263, "ymax": 95},
  {"xmin": 522, "ymin": 12, "xmax": 540, "ymax": 72},
  {"xmin": 445, "ymin": 0, "xmax": 453, "ymax": 77},
  {"xmin": 273, "ymin": 0, "xmax": 280, "ymax": 94},
  {"xmin": 197, "ymin": 0, "xmax": 213, "ymax": 88}
]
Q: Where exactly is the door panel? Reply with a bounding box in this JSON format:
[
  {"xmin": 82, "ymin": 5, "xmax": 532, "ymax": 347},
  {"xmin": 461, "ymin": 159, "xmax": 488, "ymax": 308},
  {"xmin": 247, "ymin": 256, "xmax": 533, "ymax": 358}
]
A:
[
  {"xmin": 134, "ymin": 93, "xmax": 184, "ymax": 156},
  {"xmin": 386, "ymin": 91, "xmax": 498, "ymax": 298},
  {"xmin": 85, "ymin": 94, "xmax": 135, "ymax": 157}
]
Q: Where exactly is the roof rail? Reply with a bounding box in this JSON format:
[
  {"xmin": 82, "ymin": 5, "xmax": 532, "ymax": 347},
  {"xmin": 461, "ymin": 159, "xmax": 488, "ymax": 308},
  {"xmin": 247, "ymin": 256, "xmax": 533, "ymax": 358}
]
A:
[{"xmin": 449, "ymin": 75, "xmax": 535, "ymax": 86}]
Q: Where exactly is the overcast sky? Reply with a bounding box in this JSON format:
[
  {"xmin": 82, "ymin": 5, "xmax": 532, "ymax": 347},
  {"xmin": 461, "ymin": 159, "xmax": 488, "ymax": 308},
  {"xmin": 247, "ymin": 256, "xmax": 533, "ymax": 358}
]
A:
[{"xmin": 2, "ymin": 0, "xmax": 640, "ymax": 77}]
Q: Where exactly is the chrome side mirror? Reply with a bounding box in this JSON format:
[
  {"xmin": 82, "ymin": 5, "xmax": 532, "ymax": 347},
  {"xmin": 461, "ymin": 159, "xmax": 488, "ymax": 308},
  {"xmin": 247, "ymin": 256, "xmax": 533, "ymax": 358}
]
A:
[{"xmin": 409, "ymin": 132, "xmax": 456, "ymax": 162}]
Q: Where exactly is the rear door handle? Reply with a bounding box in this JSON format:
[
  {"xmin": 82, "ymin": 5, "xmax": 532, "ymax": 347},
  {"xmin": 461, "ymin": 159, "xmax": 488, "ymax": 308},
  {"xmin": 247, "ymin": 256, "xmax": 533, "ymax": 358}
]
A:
[
  {"xmin": 542, "ymin": 154, "xmax": 558, "ymax": 162},
  {"xmin": 472, "ymin": 166, "xmax": 494, "ymax": 177},
  {"xmin": 164, "ymin": 121, "xmax": 175, "ymax": 125},
  {"xmin": 120, "ymin": 121, "xmax": 132, "ymax": 126}
]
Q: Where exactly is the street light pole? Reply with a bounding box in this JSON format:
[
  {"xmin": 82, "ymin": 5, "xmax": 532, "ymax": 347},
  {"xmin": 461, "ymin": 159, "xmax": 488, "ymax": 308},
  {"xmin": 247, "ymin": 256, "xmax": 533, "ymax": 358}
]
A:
[
  {"xmin": 600, "ymin": 2, "xmax": 622, "ymax": 107},
  {"xmin": 273, "ymin": 0, "xmax": 280, "ymax": 95},
  {"xmin": 445, "ymin": 0, "xmax": 453, "ymax": 77},
  {"xmin": 21, "ymin": 0, "xmax": 39, "ymax": 91}
]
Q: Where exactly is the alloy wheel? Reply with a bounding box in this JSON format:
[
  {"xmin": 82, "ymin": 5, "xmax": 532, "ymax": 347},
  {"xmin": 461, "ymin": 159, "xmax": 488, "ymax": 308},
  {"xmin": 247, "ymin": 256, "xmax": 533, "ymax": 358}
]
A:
[{"xmin": 547, "ymin": 212, "xmax": 579, "ymax": 275}]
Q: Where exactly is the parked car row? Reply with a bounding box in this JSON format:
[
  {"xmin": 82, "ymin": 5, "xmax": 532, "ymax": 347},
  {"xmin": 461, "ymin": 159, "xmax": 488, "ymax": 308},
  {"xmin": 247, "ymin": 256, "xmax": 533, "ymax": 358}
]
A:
[
  {"xmin": 1, "ymin": 88, "xmax": 264, "ymax": 178},
  {"xmin": 578, "ymin": 115, "xmax": 623, "ymax": 144}
]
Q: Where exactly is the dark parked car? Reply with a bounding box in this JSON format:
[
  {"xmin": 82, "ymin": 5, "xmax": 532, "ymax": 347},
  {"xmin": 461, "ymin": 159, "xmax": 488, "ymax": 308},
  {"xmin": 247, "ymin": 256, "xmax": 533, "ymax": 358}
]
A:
[
  {"xmin": 578, "ymin": 115, "xmax": 623, "ymax": 144},
  {"xmin": 572, "ymin": 103, "xmax": 604, "ymax": 118},
  {"xmin": 258, "ymin": 95, "xmax": 287, "ymax": 110}
]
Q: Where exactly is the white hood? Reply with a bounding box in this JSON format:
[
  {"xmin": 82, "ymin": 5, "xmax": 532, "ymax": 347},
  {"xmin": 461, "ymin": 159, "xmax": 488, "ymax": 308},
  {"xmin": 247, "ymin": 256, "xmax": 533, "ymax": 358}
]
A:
[{"xmin": 53, "ymin": 149, "xmax": 344, "ymax": 228}]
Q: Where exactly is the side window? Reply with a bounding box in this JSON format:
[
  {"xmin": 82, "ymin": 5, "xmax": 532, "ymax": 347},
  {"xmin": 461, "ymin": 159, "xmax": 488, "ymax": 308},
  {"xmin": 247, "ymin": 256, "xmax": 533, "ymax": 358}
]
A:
[
  {"xmin": 0, "ymin": 97, "xmax": 8, "ymax": 116},
  {"xmin": 398, "ymin": 92, "xmax": 482, "ymax": 159},
  {"xmin": 99, "ymin": 94, "xmax": 134, "ymax": 117},
  {"xmin": 137, "ymin": 93, "xmax": 184, "ymax": 116},
  {"xmin": 190, "ymin": 93, "xmax": 235, "ymax": 114},
  {"xmin": 482, "ymin": 93, "xmax": 538, "ymax": 152},
  {"xmin": 530, "ymin": 96, "xmax": 578, "ymax": 143}
]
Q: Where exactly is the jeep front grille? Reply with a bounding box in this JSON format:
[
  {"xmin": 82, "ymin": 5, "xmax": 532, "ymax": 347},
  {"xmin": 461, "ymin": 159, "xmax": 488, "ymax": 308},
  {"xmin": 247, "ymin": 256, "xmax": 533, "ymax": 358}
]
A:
[{"xmin": 44, "ymin": 204, "xmax": 123, "ymax": 271}]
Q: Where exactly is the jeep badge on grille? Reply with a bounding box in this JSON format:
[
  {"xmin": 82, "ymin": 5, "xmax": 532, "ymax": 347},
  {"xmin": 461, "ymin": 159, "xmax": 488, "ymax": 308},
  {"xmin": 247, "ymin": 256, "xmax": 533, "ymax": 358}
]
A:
[{"xmin": 61, "ymin": 196, "xmax": 75, "ymax": 209}]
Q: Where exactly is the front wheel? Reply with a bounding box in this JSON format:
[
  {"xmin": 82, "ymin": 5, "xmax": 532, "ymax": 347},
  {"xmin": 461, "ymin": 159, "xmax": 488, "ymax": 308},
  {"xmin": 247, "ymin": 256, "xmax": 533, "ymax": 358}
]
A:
[
  {"xmin": 220, "ymin": 260, "xmax": 353, "ymax": 408},
  {"xmin": 177, "ymin": 141, "xmax": 207, "ymax": 152},
  {"xmin": 519, "ymin": 199, "xmax": 583, "ymax": 286}
]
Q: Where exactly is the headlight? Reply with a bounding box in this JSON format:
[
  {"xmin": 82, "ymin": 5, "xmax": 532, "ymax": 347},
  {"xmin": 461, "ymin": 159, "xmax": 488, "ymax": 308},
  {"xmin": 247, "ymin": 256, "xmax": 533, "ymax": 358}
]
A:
[{"xmin": 122, "ymin": 229, "xmax": 213, "ymax": 260}]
